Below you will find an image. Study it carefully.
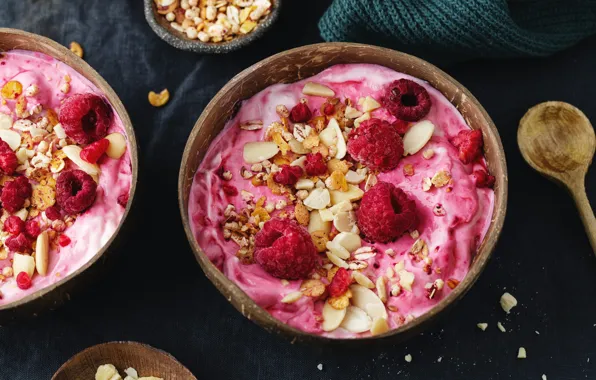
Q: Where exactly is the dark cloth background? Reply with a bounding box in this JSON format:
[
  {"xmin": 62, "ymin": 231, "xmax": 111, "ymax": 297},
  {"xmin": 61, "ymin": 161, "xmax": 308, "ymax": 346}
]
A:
[{"xmin": 2, "ymin": 1, "xmax": 596, "ymax": 379}]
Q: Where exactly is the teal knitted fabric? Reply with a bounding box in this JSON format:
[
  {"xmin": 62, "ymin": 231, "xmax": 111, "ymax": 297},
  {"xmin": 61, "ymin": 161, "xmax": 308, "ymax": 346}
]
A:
[{"xmin": 319, "ymin": 0, "xmax": 596, "ymax": 61}]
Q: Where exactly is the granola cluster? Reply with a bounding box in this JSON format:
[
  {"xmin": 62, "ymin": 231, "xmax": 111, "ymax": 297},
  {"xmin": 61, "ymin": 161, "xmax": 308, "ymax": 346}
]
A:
[{"xmin": 154, "ymin": 0, "xmax": 272, "ymax": 43}]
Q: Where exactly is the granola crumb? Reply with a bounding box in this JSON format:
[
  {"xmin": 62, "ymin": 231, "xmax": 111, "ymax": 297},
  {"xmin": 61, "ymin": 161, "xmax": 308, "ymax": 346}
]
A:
[
  {"xmin": 517, "ymin": 347, "xmax": 527, "ymax": 359},
  {"xmin": 497, "ymin": 321, "xmax": 506, "ymax": 332},
  {"xmin": 404, "ymin": 354, "xmax": 412, "ymax": 363},
  {"xmin": 477, "ymin": 322, "xmax": 488, "ymax": 331}
]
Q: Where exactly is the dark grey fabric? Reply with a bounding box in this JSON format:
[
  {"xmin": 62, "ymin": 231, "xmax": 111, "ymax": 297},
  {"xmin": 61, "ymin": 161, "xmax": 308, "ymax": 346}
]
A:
[{"xmin": 2, "ymin": 1, "xmax": 596, "ymax": 379}]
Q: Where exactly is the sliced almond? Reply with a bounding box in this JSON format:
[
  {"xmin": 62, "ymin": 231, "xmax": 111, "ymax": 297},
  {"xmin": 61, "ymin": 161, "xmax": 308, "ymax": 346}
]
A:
[
  {"xmin": 329, "ymin": 200, "xmax": 352, "ymax": 214},
  {"xmin": 361, "ymin": 96, "xmax": 381, "ymax": 112},
  {"xmin": 318, "ymin": 208, "xmax": 335, "ymax": 222},
  {"xmin": 105, "ymin": 132, "xmax": 127, "ymax": 159},
  {"xmin": 308, "ymin": 210, "xmax": 331, "ymax": 234},
  {"xmin": 340, "ymin": 306, "xmax": 372, "ymax": 333},
  {"xmin": 364, "ymin": 173, "xmax": 378, "ymax": 191},
  {"xmin": 333, "ymin": 211, "xmax": 357, "ymax": 233},
  {"xmin": 349, "ymin": 284, "xmax": 388, "ymax": 319},
  {"xmin": 327, "ymin": 118, "xmax": 346, "ymax": 159},
  {"xmin": 326, "ymin": 240, "xmax": 350, "ymax": 259},
  {"xmin": 35, "ymin": 231, "xmax": 49, "ymax": 276},
  {"xmin": 403, "ymin": 120, "xmax": 435, "ymax": 155},
  {"xmin": 95, "ymin": 364, "xmax": 121, "ymax": 380},
  {"xmin": 344, "ymin": 106, "xmax": 363, "ymax": 119},
  {"xmin": 376, "ymin": 276, "xmax": 388, "ymax": 303},
  {"xmin": 303, "ymin": 188, "xmax": 331, "ymax": 210},
  {"xmin": 13, "ymin": 253, "xmax": 35, "ymax": 278},
  {"xmin": 302, "ymin": 82, "xmax": 335, "ymax": 98},
  {"xmin": 290, "ymin": 155, "xmax": 307, "ymax": 169},
  {"xmin": 61, "ymin": 145, "xmax": 100, "ymax": 176},
  {"xmin": 370, "ymin": 317, "xmax": 390, "ymax": 336},
  {"xmin": 322, "ymin": 299, "xmax": 347, "ymax": 331},
  {"xmin": 288, "ymin": 138, "xmax": 310, "ymax": 154},
  {"xmin": 0, "ymin": 113, "xmax": 13, "ymax": 129},
  {"xmin": 326, "ymin": 252, "xmax": 349, "ymax": 268},
  {"xmin": 398, "ymin": 269, "xmax": 415, "ymax": 292},
  {"xmin": 295, "ymin": 178, "xmax": 314, "ymax": 190},
  {"xmin": 330, "ymin": 185, "xmax": 364, "ymax": 205},
  {"xmin": 0, "ymin": 129, "xmax": 21, "ymax": 151},
  {"xmin": 242, "ymin": 141, "xmax": 279, "ymax": 164},
  {"xmin": 352, "ymin": 271, "xmax": 374, "ymax": 289},
  {"xmin": 354, "ymin": 112, "xmax": 370, "ymax": 128},
  {"xmin": 318, "ymin": 123, "xmax": 337, "ymax": 147},
  {"xmin": 345, "ymin": 170, "xmax": 365, "ymax": 184},
  {"xmin": 333, "ymin": 232, "xmax": 361, "ymax": 253},
  {"xmin": 281, "ymin": 291, "xmax": 303, "ymax": 303}
]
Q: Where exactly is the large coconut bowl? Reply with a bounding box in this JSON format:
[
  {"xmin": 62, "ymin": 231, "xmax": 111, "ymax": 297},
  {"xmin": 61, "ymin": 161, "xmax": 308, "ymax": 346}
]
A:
[
  {"xmin": 178, "ymin": 43, "xmax": 507, "ymax": 343},
  {"xmin": 0, "ymin": 28, "xmax": 138, "ymax": 322}
]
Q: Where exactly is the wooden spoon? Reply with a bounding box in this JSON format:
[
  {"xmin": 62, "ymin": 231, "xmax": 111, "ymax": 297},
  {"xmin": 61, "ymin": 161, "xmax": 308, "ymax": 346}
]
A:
[
  {"xmin": 52, "ymin": 341, "xmax": 197, "ymax": 380},
  {"xmin": 518, "ymin": 101, "xmax": 596, "ymax": 252}
]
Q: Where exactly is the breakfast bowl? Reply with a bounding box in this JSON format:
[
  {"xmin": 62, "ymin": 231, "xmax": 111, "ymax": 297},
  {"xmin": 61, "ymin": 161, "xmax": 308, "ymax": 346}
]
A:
[
  {"xmin": 179, "ymin": 42, "xmax": 507, "ymax": 343},
  {"xmin": 144, "ymin": 0, "xmax": 281, "ymax": 54},
  {"xmin": 0, "ymin": 28, "xmax": 138, "ymax": 322}
]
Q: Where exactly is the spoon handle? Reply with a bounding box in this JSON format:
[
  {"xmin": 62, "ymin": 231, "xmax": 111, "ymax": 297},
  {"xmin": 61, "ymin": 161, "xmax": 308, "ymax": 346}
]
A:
[{"xmin": 571, "ymin": 184, "xmax": 596, "ymax": 254}]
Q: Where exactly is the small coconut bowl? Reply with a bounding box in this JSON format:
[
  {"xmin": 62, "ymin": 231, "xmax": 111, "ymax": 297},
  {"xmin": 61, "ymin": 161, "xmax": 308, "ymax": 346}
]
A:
[
  {"xmin": 178, "ymin": 43, "xmax": 508, "ymax": 344},
  {"xmin": 0, "ymin": 28, "xmax": 138, "ymax": 323},
  {"xmin": 144, "ymin": 0, "xmax": 281, "ymax": 54},
  {"xmin": 52, "ymin": 341, "xmax": 197, "ymax": 379}
]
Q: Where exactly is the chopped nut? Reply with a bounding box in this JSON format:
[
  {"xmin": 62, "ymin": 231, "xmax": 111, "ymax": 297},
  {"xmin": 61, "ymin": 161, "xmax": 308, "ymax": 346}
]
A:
[
  {"xmin": 404, "ymin": 354, "xmax": 412, "ymax": 363},
  {"xmin": 477, "ymin": 322, "xmax": 488, "ymax": 331},
  {"xmin": 422, "ymin": 177, "xmax": 432, "ymax": 191},
  {"xmin": 376, "ymin": 276, "xmax": 387, "ymax": 303},
  {"xmin": 390, "ymin": 284, "xmax": 401, "ymax": 296},
  {"xmin": 398, "ymin": 269, "xmax": 415, "ymax": 292},
  {"xmin": 409, "ymin": 230, "xmax": 419, "ymax": 239},
  {"xmin": 517, "ymin": 347, "xmax": 526, "ymax": 359},
  {"xmin": 422, "ymin": 149, "xmax": 434, "ymax": 159},
  {"xmin": 497, "ymin": 321, "xmax": 506, "ymax": 332},
  {"xmin": 500, "ymin": 292, "xmax": 518, "ymax": 314},
  {"xmin": 148, "ymin": 89, "xmax": 170, "ymax": 107}
]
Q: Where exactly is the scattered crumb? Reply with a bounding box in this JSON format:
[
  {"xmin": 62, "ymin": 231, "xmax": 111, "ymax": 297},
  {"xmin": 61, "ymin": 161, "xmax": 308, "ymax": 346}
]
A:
[
  {"xmin": 542, "ymin": 375, "xmax": 547, "ymax": 380},
  {"xmin": 517, "ymin": 347, "xmax": 527, "ymax": 359},
  {"xmin": 477, "ymin": 323, "xmax": 488, "ymax": 331},
  {"xmin": 535, "ymin": 331, "xmax": 540, "ymax": 335},
  {"xmin": 497, "ymin": 321, "xmax": 506, "ymax": 332},
  {"xmin": 437, "ymin": 357, "xmax": 442, "ymax": 363},
  {"xmin": 404, "ymin": 354, "xmax": 412, "ymax": 363},
  {"xmin": 317, "ymin": 364, "xmax": 323, "ymax": 371},
  {"xmin": 500, "ymin": 292, "xmax": 518, "ymax": 313}
]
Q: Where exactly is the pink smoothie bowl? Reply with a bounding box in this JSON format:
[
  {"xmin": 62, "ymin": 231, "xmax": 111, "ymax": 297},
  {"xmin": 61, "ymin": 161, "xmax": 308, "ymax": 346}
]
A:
[
  {"xmin": 0, "ymin": 29, "xmax": 138, "ymax": 322},
  {"xmin": 178, "ymin": 43, "xmax": 507, "ymax": 343}
]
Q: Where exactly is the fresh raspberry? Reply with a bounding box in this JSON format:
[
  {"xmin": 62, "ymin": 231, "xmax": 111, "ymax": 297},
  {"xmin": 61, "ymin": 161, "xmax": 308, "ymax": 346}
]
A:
[
  {"xmin": 16, "ymin": 271, "xmax": 32, "ymax": 290},
  {"xmin": 222, "ymin": 183, "xmax": 238, "ymax": 196},
  {"xmin": 4, "ymin": 216, "xmax": 24, "ymax": 235},
  {"xmin": 328, "ymin": 267, "xmax": 352, "ymax": 297},
  {"xmin": 382, "ymin": 79, "xmax": 432, "ymax": 121},
  {"xmin": 357, "ymin": 182, "xmax": 418, "ymax": 243},
  {"xmin": 59, "ymin": 93, "xmax": 112, "ymax": 144},
  {"xmin": 323, "ymin": 103, "xmax": 335, "ymax": 116},
  {"xmin": 58, "ymin": 234, "xmax": 71, "ymax": 247},
  {"xmin": 304, "ymin": 153, "xmax": 327, "ymax": 176},
  {"xmin": 451, "ymin": 129, "xmax": 484, "ymax": 164},
  {"xmin": 392, "ymin": 119, "xmax": 411, "ymax": 135},
  {"xmin": 254, "ymin": 218, "xmax": 318, "ymax": 279},
  {"xmin": 45, "ymin": 206, "xmax": 62, "ymax": 221},
  {"xmin": 5, "ymin": 233, "xmax": 32, "ymax": 252},
  {"xmin": 347, "ymin": 118, "xmax": 404, "ymax": 172},
  {"xmin": 273, "ymin": 165, "xmax": 303, "ymax": 185},
  {"xmin": 25, "ymin": 220, "xmax": 41, "ymax": 238},
  {"xmin": 80, "ymin": 138, "xmax": 109, "ymax": 164},
  {"xmin": 473, "ymin": 170, "xmax": 495, "ymax": 188},
  {"xmin": 56, "ymin": 170, "xmax": 97, "ymax": 215},
  {"xmin": 289, "ymin": 102, "xmax": 312, "ymax": 123},
  {"xmin": 117, "ymin": 191, "xmax": 129, "ymax": 207},
  {"xmin": 1, "ymin": 176, "xmax": 32, "ymax": 213}
]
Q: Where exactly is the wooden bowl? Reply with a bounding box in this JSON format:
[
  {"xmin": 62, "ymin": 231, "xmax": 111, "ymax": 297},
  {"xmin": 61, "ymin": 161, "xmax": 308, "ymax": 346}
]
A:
[
  {"xmin": 144, "ymin": 0, "xmax": 281, "ymax": 54},
  {"xmin": 178, "ymin": 43, "xmax": 508, "ymax": 343},
  {"xmin": 0, "ymin": 29, "xmax": 138, "ymax": 323},
  {"xmin": 52, "ymin": 342, "xmax": 197, "ymax": 379}
]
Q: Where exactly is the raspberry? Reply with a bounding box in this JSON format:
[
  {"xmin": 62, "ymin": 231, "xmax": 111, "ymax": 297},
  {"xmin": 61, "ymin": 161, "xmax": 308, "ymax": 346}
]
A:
[
  {"xmin": 25, "ymin": 220, "xmax": 41, "ymax": 238},
  {"xmin": 273, "ymin": 165, "xmax": 303, "ymax": 185},
  {"xmin": 16, "ymin": 271, "xmax": 32, "ymax": 290},
  {"xmin": 392, "ymin": 119, "xmax": 411, "ymax": 135},
  {"xmin": 347, "ymin": 118, "xmax": 404, "ymax": 172},
  {"xmin": 222, "ymin": 183, "xmax": 238, "ymax": 196},
  {"xmin": 304, "ymin": 153, "xmax": 327, "ymax": 176},
  {"xmin": 357, "ymin": 182, "xmax": 418, "ymax": 243},
  {"xmin": 0, "ymin": 149, "xmax": 18, "ymax": 175},
  {"xmin": 58, "ymin": 234, "xmax": 71, "ymax": 247},
  {"xmin": 328, "ymin": 267, "xmax": 352, "ymax": 297},
  {"xmin": 45, "ymin": 206, "xmax": 62, "ymax": 221},
  {"xmin": 0, "ymin": 140, "xmax": 12, "ymax": 154},
  {"xmin": 117, "ymin": 191, "xmax": 129, "ymax": 207},
  {"xmin": 254, "ymin": 218, "xmax": 318, "ymax": 279},
  {"xmin": 323, "ymin": 103, "xmax": 335, "ymax": 116},
  {"xmin": 80, "ymin": 138, "xmax": 109, "ymax": 164},
  {"xmin": 59, "ymin": 93, "xmax": 112, "ymax": 144},
  {"xmin": 1, "ymin": 176, "xmax": 32, "ymax": 213},
  {"xmin": 5, "ymin": 233, "xmax": 32, "ymax": 252},
  {"xmin": 4, "ymin": 216, "xmax": 24, "ymax": 235},
  {"xmin": 451, "ymin": 129, "xmax": 484, "ymax": 164},
  {"xmin": 382, "ymin": 79, "xmax": 432, "ymax": 121},
  {"xmin": 289, "ymin": 102, "xmax": 312, "ymax": 123},
  {"xmin": 56, "ymin": 170, "xmax": 97, "ymax": 215},
  {"xmin": 473, "ymin": 170, "xmax": 495, "ymax": 188}
]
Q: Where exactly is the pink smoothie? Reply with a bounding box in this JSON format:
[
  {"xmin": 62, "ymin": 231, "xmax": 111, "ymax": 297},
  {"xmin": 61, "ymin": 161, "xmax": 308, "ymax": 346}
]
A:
[
  {"xmin": 0, "ymin": 50, "xmax": 132, "ymax": 304},
  {"xmin": 189, "ymin": 64, "xmax": 494, "ymax": 338}
]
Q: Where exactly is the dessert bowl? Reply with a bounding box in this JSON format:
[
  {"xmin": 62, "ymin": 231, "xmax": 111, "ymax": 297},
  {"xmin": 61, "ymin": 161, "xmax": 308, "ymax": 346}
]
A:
[
  {"xmin": 52, "ymin": 341, "xmax": 197, "ymax": 379},
  {"xmin": 0, "ymin": 28, "xmax": 138, "ymax": 322},
  {"xmin": 179, "ymin": 42, "xmax": 507, "ymax": 343},
  {"xmin": 144, "ymin": 0, "xmax": 281, "ymax": 54}
]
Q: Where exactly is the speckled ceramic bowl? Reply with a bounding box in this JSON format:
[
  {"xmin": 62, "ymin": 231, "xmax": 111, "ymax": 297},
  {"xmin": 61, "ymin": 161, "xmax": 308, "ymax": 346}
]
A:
[{"xmin": 144, "ymin": 0, "xmax": 281, "ymax": 54}]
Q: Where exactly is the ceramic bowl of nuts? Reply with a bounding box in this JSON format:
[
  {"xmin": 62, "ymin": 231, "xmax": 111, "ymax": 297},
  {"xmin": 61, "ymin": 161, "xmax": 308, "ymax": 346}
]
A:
[
  {"xmin": 179, "ymin": 42, "xmax": 507, "ymax": 343},
  {"xmin": 0, "ymin": 28, "xmax": 138, "ymax": 322},
  {"xmin": 145, "ymin": 0, "xmax": 280, "ymax": 54}
]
